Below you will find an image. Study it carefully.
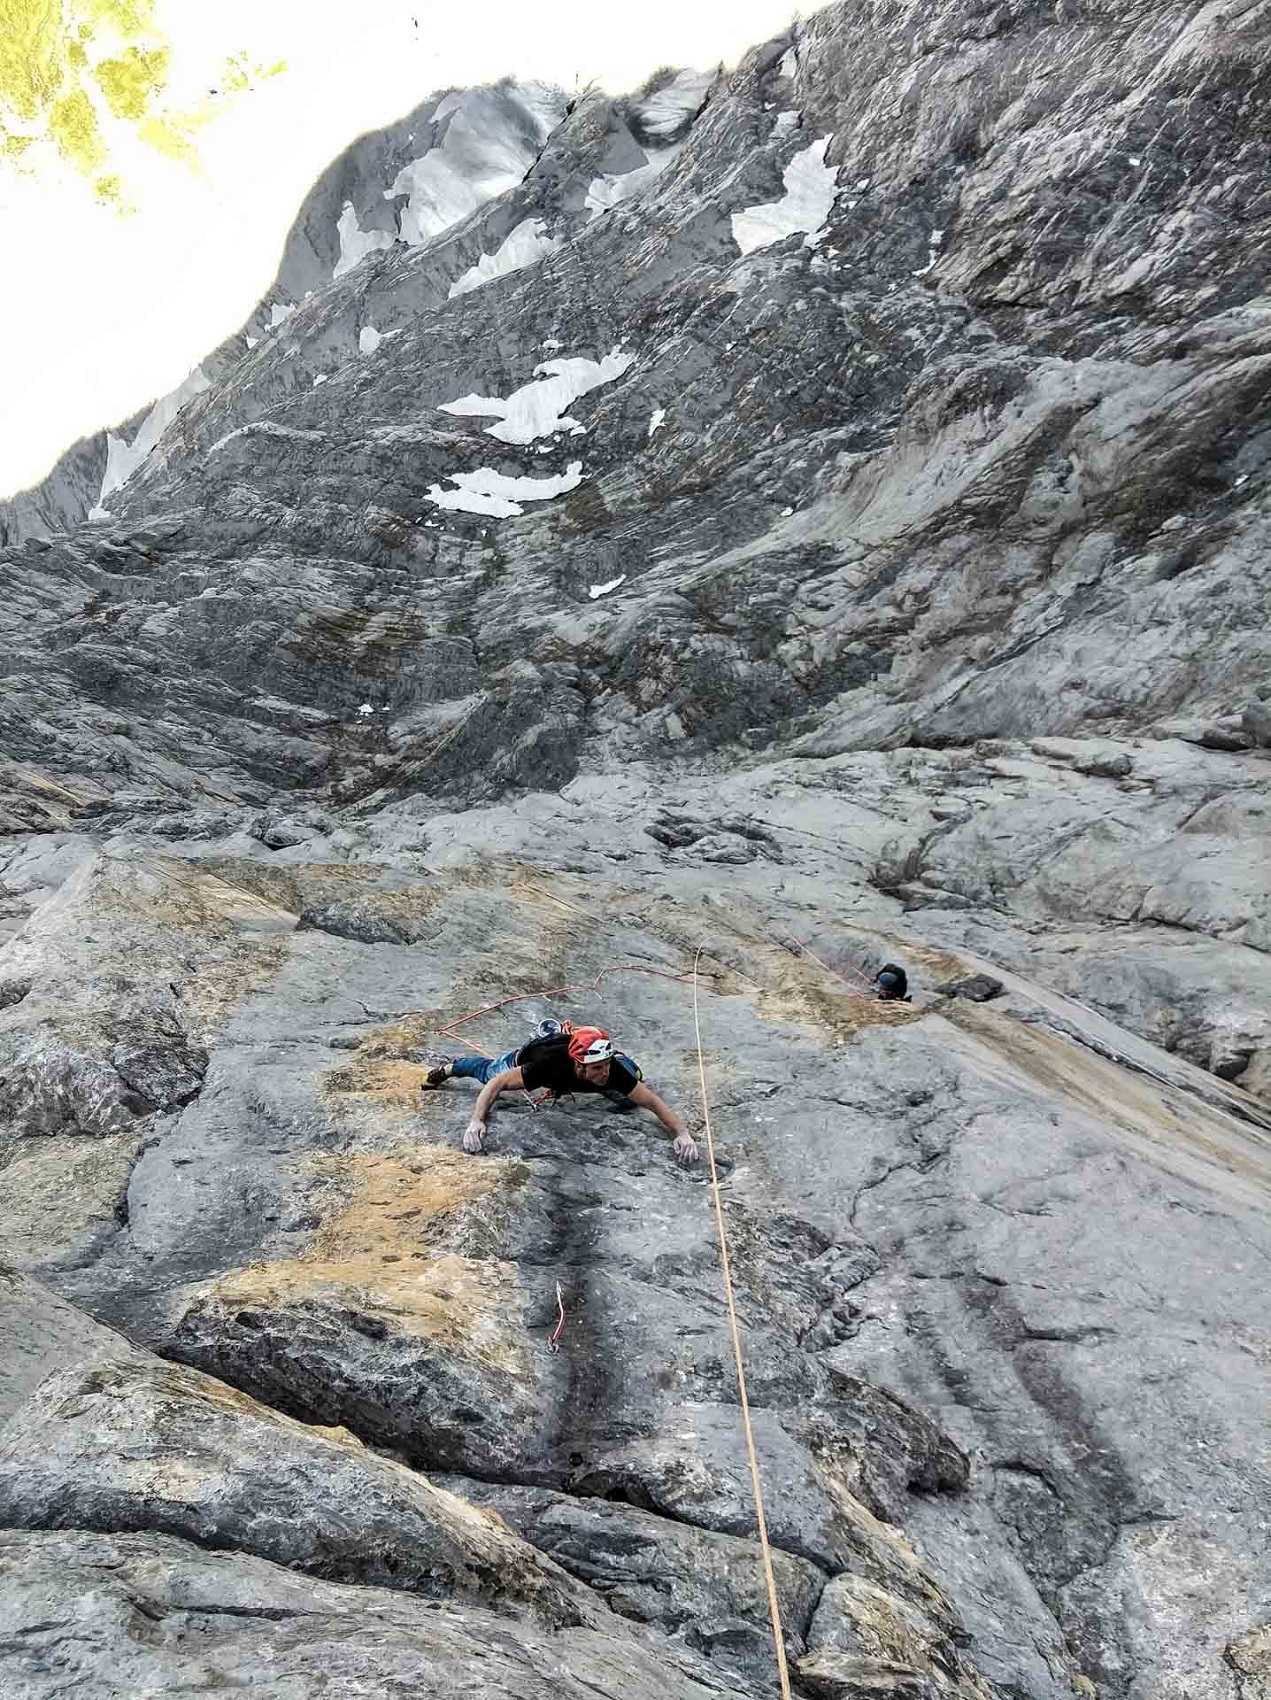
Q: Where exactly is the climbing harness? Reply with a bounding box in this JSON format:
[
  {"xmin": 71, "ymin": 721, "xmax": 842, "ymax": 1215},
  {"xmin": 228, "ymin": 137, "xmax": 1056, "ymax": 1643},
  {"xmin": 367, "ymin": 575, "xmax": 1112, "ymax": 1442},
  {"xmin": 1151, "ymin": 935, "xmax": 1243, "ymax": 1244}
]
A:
[{"xmin": 691, "ymin": 947, "xmax": 794, "ymax": 1700}]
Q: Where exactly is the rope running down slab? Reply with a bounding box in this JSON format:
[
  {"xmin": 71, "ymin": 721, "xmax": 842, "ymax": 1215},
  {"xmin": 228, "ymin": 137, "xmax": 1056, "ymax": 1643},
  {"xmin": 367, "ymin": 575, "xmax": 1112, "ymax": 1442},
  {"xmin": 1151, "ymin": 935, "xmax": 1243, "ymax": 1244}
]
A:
[{"xmin": 691, "ymin": 947, "xmax": 794, "ymax": 1700}]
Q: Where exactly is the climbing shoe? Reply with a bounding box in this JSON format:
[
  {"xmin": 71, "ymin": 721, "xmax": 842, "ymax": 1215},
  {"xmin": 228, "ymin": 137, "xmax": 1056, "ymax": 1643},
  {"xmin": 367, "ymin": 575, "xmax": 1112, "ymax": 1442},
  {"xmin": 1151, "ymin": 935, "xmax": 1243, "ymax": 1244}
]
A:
[{"xmin": 421, "ymin": 1063, "xmax": 453, "ymax": 1089}]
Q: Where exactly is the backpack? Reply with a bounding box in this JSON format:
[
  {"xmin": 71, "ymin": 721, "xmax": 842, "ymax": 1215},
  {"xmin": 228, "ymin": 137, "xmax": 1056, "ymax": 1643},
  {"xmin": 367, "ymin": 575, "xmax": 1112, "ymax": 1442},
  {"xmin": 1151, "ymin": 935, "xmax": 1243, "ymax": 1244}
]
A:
[
  {"xmin": 876, "ymin": 962, "xmax": 910, "ymax": 1001},
  {"xmin": 515, "ymin": 1030, "xmax": 574, "ymax": 1078}
]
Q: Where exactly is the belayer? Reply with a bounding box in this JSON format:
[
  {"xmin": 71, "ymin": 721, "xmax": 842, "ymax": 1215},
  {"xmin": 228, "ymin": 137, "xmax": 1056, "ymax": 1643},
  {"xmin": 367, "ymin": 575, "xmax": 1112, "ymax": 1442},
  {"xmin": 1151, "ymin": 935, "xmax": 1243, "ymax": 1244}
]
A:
[
  {"xmin": 874, "ymin": 963, "xmax": 910, "ymax": 1001},
  {"xmin": 422, "ymin": 1022, "xmax": 700, "ymax": 1164}
]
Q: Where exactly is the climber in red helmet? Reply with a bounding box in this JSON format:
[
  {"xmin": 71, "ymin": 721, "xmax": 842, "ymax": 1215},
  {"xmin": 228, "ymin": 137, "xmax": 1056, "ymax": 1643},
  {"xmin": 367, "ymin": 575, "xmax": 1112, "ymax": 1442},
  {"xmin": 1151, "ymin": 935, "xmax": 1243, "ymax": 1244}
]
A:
[{"xmin": 422, "ymin": 1024, "xmax": 699, "ymax": 1164}]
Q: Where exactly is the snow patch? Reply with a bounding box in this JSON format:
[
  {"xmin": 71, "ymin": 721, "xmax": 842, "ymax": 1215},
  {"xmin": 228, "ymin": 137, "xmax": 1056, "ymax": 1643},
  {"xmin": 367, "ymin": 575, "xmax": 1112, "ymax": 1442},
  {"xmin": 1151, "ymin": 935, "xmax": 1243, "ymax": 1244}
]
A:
[
  {"xmin": 778, "ymin": 47, "xmax": 799, "ymax": 79},
  {"xmin": 359, "ymin": 325, "xmax": 383, "ymax": 356},
  {"xmin": 268, "ymin": 302, "xmax": 296, "ymax": 329},
  {"xmin": 913, "ymin": 228, "xmax": 946, "ymax": 279},
  {"xmin": 313, "ymin": 373, "xmax": 328, "ymax": 386},
  {"xmin": 732, "ymin": 137, "xmax": 838, "ymax": 256},
  {"xmin": 448, "ymin": 217, "xmax": 561, "ymax": 298},
  {"xmin": 439, "ymin": 349, "xmax": 635, "ymax": 445},
  {"xmin": 588, "ymin": 574, "xmax": 627, "ymax": 600},
  {"xmin": 333, "ymin": 201, "xmax": 396, "ymax": 280},
  {"xmin": 98, "ymin": 365, "xmax": 212, "ymax": 504},
  {"xmin": 389, "ymin": 84, "xmax": 566, "ymax": 249},
  {"xmin": 632, "ymin": 69, "xmax": 714, "ymax": 140},
  {"xmin": 425, "ymin": 461, "xmax": 585, "ymax": 518},
  {"xmin": 245, "ymin": 334, "xmax": 258, "ymax": 350},
  {"xmin": 772, "ymin": 110, "xmax": 800, "ymax": 140},
  {"xmin": 585, "ymin": 146, "xmax": 679, "ymax": 219},
  {"xmin": 208, "ymin": 421, "xmax": 325, "ymax": 457},
  {"xmin": 648, "ymin": 408, "xmax": 666, "ymax": 438}
]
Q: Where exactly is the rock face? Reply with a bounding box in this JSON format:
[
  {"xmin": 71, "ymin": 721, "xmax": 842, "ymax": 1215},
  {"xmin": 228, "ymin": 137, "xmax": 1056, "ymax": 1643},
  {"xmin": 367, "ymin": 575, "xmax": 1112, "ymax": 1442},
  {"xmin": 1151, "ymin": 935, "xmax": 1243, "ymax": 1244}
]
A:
[
  {"xmin": 1, "ymin": 3, "xmax": 1269, "ymax": 1699},
  {"xmin": 0, "ymin": 1267, "xmax": 595, "ymax": 1624},
  {"xmin": 0, "ymin": 429, "xmax": 112, "ymax": 549},
  {"xmin": 0, "ymin": 1528, "xmax": 749, "ymax": 1700}
]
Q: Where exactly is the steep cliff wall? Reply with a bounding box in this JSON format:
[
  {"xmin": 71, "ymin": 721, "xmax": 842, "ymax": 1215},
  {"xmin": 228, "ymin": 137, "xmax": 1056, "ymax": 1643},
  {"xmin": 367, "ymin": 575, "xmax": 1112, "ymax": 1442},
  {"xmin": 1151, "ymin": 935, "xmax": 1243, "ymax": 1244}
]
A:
[{"xmin": 1, "ymin": 5, "xmax": 1269, "ymax": 1698}]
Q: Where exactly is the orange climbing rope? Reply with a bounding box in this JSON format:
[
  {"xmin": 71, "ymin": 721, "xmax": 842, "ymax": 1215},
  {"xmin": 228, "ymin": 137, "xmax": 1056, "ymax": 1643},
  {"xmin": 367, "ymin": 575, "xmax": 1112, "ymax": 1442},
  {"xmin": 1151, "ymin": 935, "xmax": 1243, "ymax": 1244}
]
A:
[
  {"xmin": 430, "ymin": 950, "xmax": 794, "ymax": 1688},
  {"xmin": 691, "ymin": 947, "xmax": 794, "ymax": 1700}
]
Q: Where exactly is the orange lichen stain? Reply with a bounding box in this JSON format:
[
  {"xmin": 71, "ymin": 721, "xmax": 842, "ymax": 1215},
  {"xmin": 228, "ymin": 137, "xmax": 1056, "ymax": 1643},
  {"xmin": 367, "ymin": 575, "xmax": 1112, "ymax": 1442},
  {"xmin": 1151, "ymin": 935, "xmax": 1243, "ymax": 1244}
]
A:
[
  {"xmin": 751, "ymin": 948, "xmax": 922, "ymax": 1042},
  {"xmin": 0, "ymin": 758, "xmax": 114, "ymax": 824},
  {"xmin": 193, "ymin": 857, "xmax": 380, "ymax": 917},
  {"xmin": 214, "ymin": 1250, "xmax": 529, "ymax": 1376},
  {"xmin": 324, "ymin": 1006, "xmax": 448, "ymax": 1123},
  {"xmin": 326, "ymin": 1054, "xmax": 433, "ymax": 1120},
  {"xmin": 181, "ymin": 937, "xmax": 290, "ymax": 1030},
  {"xmin": 88, "ymin": 854, "xmax": 288, "ymax": 939},
  {"xmin": 203, "ymin": 1147, "xmax": 532, "ymax": 1375},
  {"xmin": 304, "ymin": 1145, "xmax": 522, "ymax": 1265},
  {"xmin": 71, "ymin": 854, "xmax": 293, "ymax": 1029},
  {"xmin": 636, "ymin": 895, "xmax": 921, "ymax": 1043},
  {"xmin": 942, "ymin": 999, "xmax": 1271, "ymax": 1195}
]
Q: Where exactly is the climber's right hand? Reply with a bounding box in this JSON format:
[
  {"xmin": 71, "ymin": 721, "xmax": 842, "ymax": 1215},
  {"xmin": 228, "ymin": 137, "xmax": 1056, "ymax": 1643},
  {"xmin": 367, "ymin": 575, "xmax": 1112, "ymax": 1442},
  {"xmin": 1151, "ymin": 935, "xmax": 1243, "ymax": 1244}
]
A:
[{"xmin": 462, "ymin": 1120, "xmax": 486, "ymax": 1154}]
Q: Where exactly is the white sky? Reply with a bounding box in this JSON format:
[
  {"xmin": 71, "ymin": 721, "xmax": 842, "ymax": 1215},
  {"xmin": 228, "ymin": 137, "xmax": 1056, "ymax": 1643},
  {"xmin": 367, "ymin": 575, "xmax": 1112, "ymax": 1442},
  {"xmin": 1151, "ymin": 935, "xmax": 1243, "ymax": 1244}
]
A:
[{"xmin": 0, "ymin": 0, "xmax": 799, "ymax": 499}]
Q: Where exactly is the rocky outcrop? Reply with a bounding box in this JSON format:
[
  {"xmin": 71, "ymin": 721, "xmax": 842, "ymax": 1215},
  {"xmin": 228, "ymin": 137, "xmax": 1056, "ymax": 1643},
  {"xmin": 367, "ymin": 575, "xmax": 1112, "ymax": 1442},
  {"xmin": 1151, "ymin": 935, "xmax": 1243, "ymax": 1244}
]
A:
[
  {"xmin": 1, "ymin": 2, "xmax": 1269, "ymax": 1697},
  {"xmin": 0, "ymin": 430, "xmax": 112, "ymax": 550},
  {"xmin": 0, "ymin": 1528, "xmax": 751, "ymax": 1700},
  {"xmin": 0, "ymin": 1267, "xmax": 595, "ymax": 1623}
]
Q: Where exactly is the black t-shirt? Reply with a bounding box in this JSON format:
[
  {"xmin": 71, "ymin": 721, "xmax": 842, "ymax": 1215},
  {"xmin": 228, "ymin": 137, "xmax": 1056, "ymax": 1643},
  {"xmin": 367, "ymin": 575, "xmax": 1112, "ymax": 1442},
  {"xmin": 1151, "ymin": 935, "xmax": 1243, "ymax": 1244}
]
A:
[{"xmin": 516, "ymin": 1036, "xmax": 640, "ymax": 1099}]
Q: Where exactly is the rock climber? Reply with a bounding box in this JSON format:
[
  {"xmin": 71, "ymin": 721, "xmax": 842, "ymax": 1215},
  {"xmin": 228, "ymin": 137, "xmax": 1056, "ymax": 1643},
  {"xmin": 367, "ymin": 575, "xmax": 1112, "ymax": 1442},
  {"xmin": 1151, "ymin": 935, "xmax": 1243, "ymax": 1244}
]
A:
[
  {"xmin": 422, "ymin": 1024, "xmax": 700, "ymax": 1164},
  {"xmin": 875, "ymin": 963, "xmax": 910, "ymax": 1001}
]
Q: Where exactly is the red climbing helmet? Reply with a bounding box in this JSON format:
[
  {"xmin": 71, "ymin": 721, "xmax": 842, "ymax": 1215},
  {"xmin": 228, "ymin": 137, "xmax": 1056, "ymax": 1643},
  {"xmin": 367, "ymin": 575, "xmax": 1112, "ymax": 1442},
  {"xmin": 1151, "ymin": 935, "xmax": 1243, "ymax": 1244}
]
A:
[{"xmin": 567, "ymin": 1026, "xmax": 615, "ymax": 1064}]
